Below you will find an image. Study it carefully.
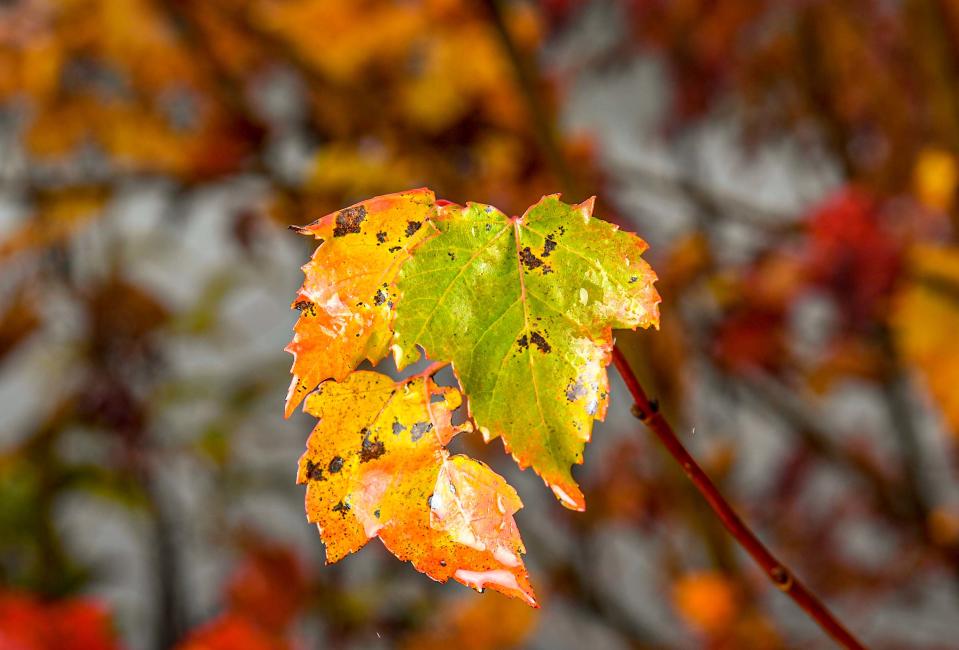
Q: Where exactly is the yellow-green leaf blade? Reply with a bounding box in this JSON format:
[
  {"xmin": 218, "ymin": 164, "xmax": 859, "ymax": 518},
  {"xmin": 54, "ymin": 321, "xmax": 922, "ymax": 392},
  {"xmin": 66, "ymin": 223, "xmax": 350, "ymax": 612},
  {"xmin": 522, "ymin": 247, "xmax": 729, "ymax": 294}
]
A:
[{"xmin": 393, "ymin": 195, "xmax": 660, "ymax": 510}]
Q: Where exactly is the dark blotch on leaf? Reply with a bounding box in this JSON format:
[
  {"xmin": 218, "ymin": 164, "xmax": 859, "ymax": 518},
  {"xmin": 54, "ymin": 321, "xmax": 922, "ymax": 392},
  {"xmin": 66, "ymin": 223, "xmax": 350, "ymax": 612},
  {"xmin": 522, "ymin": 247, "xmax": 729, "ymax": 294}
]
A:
[
  {"xmin": 629, "ymin": 276, "xmax": 638, "ymax": 283},
  {"xmin": 333, "ymin": 205, "xmax": 367, "ymax": 237},
  {"xmin": 360, "ymin": 428, "xmax": 386, "ymax": 462},
  {"xmin": 373, "ymin": 288, "xmax": 388, "ymax": 306},
  {"xmin": 376, "ymin": 231, "xmax": 387, "ymax": 244},
  {"xmin": 305, "ymin": 459, "xmax": 325, "ymax": 481},
  {"xmin": 388, "ymin": 245, "xmax": 402, "ymax": 253},
  {"xmin": 516, "ymin": 334, "xmax": 529, "ymax": 351},
  {"xmin": 542, "ymin": 235, "xmax": 557, "ymax": 257},
  {"xmin": 405, "ymin": 220, "xmax": 422, "ymax": 237},
  {"xmin": 328, "ymin": 456, "xmax": 344, "ymax": 473},
  {"xmin": 519, "ymin": 246, "xmax": 544, "ymax": 270},
  {"xmin": 293, "ymin": 300, "xmax": 316, "ymax": 316},
  {"xmin": 530, "ymin": 331, "xmax": 551, "ymax": 353},
  {"xmin": 332, "ymin": 500, "xmax": 350, "ymax": 517}
]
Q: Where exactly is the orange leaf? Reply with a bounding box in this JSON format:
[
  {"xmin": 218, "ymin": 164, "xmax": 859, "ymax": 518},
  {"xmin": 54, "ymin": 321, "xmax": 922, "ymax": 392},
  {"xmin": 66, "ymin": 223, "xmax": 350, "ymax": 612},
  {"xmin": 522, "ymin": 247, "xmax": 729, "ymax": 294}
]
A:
[
  {"xmin": 285, "ymin": 189, "xmax": 437, "ymax": 416},
  {"xmin": 297, "ymin": 370, "xmax": 536, "ymax": 605}
]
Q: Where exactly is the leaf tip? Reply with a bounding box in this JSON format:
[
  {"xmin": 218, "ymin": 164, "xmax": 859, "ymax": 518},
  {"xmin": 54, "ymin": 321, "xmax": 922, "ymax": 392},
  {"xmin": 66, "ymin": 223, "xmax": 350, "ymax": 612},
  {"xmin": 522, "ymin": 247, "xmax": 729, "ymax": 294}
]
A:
[
  {"xmin": 575, "ymin": 196, "xmax": 597, "ymax": 220},
  {"xmin": 550, "ymin": 482, "xmax": 586, "ymax": 511}
]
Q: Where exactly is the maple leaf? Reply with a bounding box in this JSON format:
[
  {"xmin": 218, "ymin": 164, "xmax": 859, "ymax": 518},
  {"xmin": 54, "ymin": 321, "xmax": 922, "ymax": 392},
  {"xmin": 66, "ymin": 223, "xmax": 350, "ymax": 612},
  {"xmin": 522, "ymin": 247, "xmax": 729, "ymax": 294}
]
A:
[
  {"xmin": 285, "ymin": 189, "xmax": 437, "ymax": 417},
  {"xmin": 296, "ymin": 370, "xmax": 536, "ymax": 605},
  {"xmin": 392, "ymin": 195, "xmax": 659, "ymax": 510}
]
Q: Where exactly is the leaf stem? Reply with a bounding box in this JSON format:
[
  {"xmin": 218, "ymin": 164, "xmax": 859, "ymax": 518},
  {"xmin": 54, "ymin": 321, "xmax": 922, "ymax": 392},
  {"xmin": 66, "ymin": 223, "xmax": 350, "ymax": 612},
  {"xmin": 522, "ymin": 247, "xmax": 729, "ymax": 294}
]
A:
[{"xmin": 611, "ymin": 345, "xmax": 868, "ymax": 650}]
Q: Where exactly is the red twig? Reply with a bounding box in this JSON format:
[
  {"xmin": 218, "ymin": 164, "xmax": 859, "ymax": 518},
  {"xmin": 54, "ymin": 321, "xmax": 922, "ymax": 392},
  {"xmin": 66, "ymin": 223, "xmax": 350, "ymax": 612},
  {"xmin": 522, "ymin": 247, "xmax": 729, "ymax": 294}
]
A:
[{"xmin": 612, "ymin": 345, "xmax": 868, "ymax": 650}]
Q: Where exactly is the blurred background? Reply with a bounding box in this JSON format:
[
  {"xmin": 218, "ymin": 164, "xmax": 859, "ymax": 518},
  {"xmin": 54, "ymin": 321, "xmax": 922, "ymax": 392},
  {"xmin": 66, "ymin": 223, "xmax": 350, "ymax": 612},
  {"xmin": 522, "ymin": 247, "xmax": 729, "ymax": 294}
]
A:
[{"xmin": 2, "ymin": 0, "xmax": 959, "ymax": 648}]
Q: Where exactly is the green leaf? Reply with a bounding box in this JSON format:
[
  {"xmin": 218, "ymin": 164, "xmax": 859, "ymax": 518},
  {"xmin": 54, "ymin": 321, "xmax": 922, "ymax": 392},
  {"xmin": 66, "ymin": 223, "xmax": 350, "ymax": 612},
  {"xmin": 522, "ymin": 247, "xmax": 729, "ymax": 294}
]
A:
[{"xmin": 393, "ymin": 195, "xmax": 659, "ymax": 510}]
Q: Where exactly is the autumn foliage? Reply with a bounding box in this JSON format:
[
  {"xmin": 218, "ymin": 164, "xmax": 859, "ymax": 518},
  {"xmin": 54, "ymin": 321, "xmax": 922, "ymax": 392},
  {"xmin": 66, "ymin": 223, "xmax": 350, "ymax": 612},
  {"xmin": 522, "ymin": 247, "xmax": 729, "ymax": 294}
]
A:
[
  {"xmin": 287, "ymin": 190, "xmax": 659, "ymax": 603},
  {"xmin": 3, "ymin": 0, "xmax": 959, "ymax": 648}
]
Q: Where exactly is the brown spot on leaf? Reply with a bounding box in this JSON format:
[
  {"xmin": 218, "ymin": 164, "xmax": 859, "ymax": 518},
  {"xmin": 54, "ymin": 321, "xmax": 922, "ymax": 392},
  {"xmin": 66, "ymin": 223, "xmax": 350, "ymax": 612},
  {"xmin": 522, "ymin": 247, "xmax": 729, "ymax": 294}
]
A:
[
  {"xmin": 392, "ymin": 420, "xmax": 406, "ymax": 435},
  {"xmin": 405, "ymin": 220, "xmax": 422, "ymax": 237},
  {"xmin": 328, "ymin": 456, "xmax": 344, "ymax": 473},
  {"xmin": 530, "ymin": 331, "xmax": 551, "ymax": 353},
  {"xmin": 542, "ymin": 235, "xmax": 557, "ymax": 257},
  {"xmin": 359, "ymin": 428, "xmax": 386, "ymax": 462},
  {"xmin": 520, "ymin": 246, "xmax": 553, "ymax": 273},
  {"xmin": 629, "ymin": 276, "xmax": 638, "ymax": 283},
  {"xmin": 388, "ymin": 245, "xmax": 402, "ymax": 253},
  {"xmin": 519, "ymin": 246, "xmax": 544, "ymax": 270},
  {"xmin": 293, "ymin": 300, "xmax": 316, "ymax": 316},
  {"xmin": 376, "ymin": 231, "xmax": 387, "ymax": 244},
  {"xmin": 373, "ymin": 288, "xmax": 388, "ymax": 306},
  {"xmin": 516, "ymin": 334, "xmax": 529, "ymax": 351},
  {"xmin": 333, "ymin": 206, "xmax": 367, "ymax": 237},
  {"xmin": 305, "ymin": 459, "xmax": 325, "ymax": 481},
  {"xmin": 332, "ymin": 500, "xmax": 350, "ymax": 517}
]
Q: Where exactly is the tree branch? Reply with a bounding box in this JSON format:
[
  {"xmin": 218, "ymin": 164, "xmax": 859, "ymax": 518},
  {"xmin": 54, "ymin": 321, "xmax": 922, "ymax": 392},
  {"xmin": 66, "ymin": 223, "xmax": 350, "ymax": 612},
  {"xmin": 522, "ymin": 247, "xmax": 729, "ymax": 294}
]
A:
[
  {"xmin": 612, "ymin": 345, "xmax": 868, "ymax": 650},
  {"xmin": 479, "ymin": 0, "xmax": 582, "ymax": 198}
]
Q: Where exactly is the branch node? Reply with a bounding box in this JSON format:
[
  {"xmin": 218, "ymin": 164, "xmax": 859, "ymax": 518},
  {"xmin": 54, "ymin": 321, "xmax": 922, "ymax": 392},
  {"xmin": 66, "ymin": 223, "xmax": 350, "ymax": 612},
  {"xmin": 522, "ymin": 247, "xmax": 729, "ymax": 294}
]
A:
[{"xmin": 770, "ymin": 566, "xmax": 794, "ymax": 591}]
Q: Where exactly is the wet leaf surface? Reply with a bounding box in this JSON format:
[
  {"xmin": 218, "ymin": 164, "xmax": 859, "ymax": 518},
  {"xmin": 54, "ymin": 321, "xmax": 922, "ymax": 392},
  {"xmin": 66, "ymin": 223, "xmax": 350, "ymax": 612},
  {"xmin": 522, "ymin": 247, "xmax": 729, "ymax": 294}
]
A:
[
  {"xmin": 393, "ymin": 195, "xmax": 659, "ymax": 509},
  {"xmin": 297, "ymin": 370, "xmax": 536, "ymax": 605}
]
